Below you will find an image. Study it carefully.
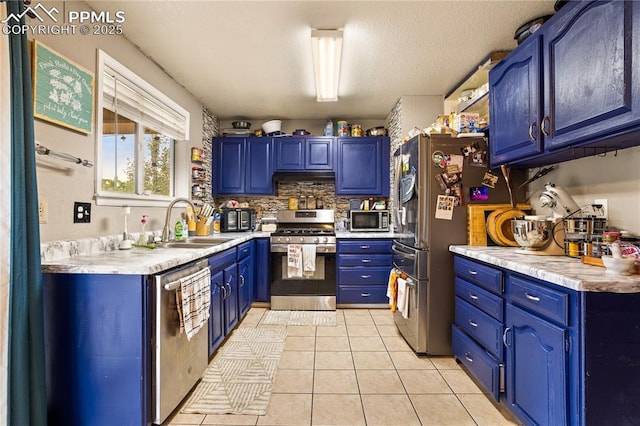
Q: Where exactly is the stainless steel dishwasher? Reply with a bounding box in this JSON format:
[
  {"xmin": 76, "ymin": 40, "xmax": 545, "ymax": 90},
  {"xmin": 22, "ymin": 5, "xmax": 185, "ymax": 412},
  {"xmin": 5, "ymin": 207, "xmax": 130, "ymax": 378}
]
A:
[{"xmin": 152, "ymin": 259, "xmax": 210, "ymax": 425}]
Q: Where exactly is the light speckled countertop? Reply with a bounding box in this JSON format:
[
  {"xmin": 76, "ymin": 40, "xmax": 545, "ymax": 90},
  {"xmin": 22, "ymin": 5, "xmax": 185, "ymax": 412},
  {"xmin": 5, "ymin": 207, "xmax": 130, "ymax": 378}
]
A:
[
  {"xmin": 449, "ymin": 245, "xmax": 640, "ymax": 293},
  {"xmin": 41, "ymin": 231, "xmax": 405, "ymax": 275}
]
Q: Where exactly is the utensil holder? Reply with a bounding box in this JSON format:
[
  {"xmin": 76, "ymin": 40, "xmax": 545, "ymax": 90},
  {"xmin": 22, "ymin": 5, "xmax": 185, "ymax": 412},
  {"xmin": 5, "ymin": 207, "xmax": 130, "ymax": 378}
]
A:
[{"xmin": 195, "ymin": 221, "xmax": 210, "ymax": 236}]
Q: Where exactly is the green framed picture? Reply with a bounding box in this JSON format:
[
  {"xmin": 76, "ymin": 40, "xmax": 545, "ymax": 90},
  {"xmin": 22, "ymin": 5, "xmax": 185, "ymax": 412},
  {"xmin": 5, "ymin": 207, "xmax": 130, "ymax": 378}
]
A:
[{"xmin": 32, "ymin": 40, "xmax": 94, "ymax": 134}]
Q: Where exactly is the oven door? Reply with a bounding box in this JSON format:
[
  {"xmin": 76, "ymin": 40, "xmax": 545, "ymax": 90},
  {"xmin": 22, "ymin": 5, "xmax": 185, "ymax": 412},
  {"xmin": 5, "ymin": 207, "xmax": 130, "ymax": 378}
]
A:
[{"xmin": 270, "ymin": 244, "xmax": 336, "ymax": 310}]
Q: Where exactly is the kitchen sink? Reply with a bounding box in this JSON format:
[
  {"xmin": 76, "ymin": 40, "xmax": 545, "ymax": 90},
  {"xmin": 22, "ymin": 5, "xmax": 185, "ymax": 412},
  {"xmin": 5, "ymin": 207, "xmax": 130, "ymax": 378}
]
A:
[{"xmin": 158, "ymin": 237, "xmax": 233, "ymax": 249}]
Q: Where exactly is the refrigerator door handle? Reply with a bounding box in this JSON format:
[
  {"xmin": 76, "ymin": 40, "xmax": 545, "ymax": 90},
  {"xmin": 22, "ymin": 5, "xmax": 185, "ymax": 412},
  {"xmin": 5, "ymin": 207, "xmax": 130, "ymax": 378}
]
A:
[{"xmin": 392, "ymin": 245, "xmax": 415, "ymax": 260}]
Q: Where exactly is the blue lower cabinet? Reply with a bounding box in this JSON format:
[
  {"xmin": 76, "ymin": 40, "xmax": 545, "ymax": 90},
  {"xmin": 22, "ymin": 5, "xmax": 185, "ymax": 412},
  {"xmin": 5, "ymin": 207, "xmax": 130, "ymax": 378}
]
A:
[
  {"xmin": 337, "ymin": 239, "xmax": 392, "ymax": 305},
  {"xmin": 209, "ymin": 269, "xmax": 226, "ymax": 355},
  {"xmin": 254, "ymin": 238, "xmax": 270, "ymax": 302},
  {"xmin": 504, "ymin": 303, "xmax": 568, "ymax": 426},
  {"xmin": 237, "ymin": 255, "xmax": 253, "ymax": 317},
  {"xmin": 452, "ymin": 325, "xmax": 501, "ymax": 400},
  {"xmin": 223, "ymin": 262, "xmax": 239, "ymax": 335},
  {"xmin": 43, "ymin": 273, "xmax": 148, "ymax": 426}
]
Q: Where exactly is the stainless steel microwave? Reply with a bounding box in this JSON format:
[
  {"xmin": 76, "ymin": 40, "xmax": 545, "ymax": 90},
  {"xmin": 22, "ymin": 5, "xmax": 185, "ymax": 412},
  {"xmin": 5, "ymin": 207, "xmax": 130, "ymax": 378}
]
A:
[
  {"xmin": 220, "ymin": 208, "xmax": 256, "ymax": 232},
  {"xmin": 349, "ymin": 210, "xmax": 390, "ymax": 232}
]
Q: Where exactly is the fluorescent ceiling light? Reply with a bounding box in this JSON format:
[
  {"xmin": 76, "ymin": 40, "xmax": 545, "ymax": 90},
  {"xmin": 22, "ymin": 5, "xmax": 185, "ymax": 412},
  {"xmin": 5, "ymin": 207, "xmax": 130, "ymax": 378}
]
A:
[{"xmin": 311, "ymin": 29, "xmax": 343, "ymax": 102}]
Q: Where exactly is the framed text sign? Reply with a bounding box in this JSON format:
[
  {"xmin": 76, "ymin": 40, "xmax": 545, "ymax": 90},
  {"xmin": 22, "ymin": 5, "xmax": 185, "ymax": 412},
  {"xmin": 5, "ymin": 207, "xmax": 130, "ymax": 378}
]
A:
[{"xmin": 32, "ymin": 41, "xmax": 94, "ymax": 134}]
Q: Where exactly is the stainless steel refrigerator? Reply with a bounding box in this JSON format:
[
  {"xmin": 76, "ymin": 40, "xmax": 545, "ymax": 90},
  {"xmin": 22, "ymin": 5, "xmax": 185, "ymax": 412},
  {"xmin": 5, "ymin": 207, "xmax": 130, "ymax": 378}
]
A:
[{"xmin": 391, "ymin": 134, "xmax": 525, "ymax": 354}]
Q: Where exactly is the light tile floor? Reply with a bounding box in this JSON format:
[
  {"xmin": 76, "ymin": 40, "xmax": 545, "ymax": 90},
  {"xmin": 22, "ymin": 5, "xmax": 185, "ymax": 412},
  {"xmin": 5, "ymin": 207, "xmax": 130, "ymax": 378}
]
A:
[{"xmin": 166, "ymin": 307, "xmax": 519, "ymax": 426}]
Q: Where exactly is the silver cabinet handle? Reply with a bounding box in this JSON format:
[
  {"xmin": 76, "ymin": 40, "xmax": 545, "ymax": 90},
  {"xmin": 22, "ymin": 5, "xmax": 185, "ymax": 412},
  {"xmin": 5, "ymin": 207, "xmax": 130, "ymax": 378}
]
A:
[
  {"xmin": 225, "ymin": 282, "xmax": 232, "ymax": 297},
  {"xmin": 360, "ymin": 245, "xmax": 370, "ymax": 249},
  {"xmin": 528, "ymin": 122, "xmax": 538, "ymax": 141},
  {"xmin": 239, "ymin": 274, "xmax": 245, "ymax": 288},
  {"xmin": 360, "ymin": 293, "xmax": 371, "ymax": 297},
  {"xmin": 525, "ymin": 292, "xmax": 541, "ymax": 302},
  {"xmin": 469, "ymin": 294, "xmax": 479, "ymax": 300},
  {"xmin": 468, "ymin": 320, "xmax": 478, "ymax": 328},
  {"xmin": 464, "ymin": 353, "xmax": 474, "ymax": 363},
  {"xmin": 217, "ymin": 282, "xmax": 227, "ymax": 299},
  {"xmin": 503, "ymin": 327, "xmax": 511, "ymax": 348},
  {"xmin": 361, "ymin": 259, "xmax": 372, "ymax": 263},
  {"xmin": 541, "ymin": 116, "xmax": 551, "ymax": 137},
  {"xmin": 360, "ymin": 274, "xmax": 371, "ymax": 279},
  {"xmin": 468, "ymin": 270, "xmax": 477, "ymax": 275}
]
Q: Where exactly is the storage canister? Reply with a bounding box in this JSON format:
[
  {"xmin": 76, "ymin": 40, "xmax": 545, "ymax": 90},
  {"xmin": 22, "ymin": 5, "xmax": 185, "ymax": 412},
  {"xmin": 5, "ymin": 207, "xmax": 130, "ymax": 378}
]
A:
[
  {"xmin": 351, "ymin": 124, "xmax": 363, "ymax": 137},
  {"xmin": 337, "ymin": 121, "xmax": 349, "ymax": 137},
  {"xmin": 288, "ymin": 197, "xmax": 299, "ymax": 210}
]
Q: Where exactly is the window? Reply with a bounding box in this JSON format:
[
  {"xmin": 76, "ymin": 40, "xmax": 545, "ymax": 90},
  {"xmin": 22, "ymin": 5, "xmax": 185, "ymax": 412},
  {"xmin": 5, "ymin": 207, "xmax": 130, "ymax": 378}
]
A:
[{"xmin": 96, "ymin": 50, "xmax": 189, "ymax": 206}]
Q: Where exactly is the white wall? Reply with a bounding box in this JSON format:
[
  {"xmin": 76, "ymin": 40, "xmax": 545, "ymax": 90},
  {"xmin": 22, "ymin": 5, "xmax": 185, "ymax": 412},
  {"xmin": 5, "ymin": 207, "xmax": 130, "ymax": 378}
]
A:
[
  {"xmin": 528, "ymin": 145, "xmax": 640, "ymax": 235},
  {"xmin": 398, "ymin": 95, "xmax": 443, "ymax": 138},
  {"xmin": 33, "ymin": 1, "xmax": 204, "ymax": 242}
]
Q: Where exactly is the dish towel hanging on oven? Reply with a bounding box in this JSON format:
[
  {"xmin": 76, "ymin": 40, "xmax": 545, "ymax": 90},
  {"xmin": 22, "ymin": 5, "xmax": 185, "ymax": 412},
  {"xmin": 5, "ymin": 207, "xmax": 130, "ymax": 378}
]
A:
[
  {"xmin": 302, "ymin": 244, "xmax": 316, "ymax": 277},
  {"xmin": 396, "ymin": 277, "xmax": 410, "ymax": 319},
  {"xmin": 287, "ymin": 244, "xmax": 303, "ymax": 278},
  {"xmin": 175, "ymin": 267, "xmax": 211, "ymax": 341}
]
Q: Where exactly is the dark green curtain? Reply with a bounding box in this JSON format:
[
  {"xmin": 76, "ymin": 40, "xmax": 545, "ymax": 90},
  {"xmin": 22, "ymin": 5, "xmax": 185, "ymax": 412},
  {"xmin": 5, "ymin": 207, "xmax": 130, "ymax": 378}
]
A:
[{"xmin": 4, "ymin": 0, "xmax": 47, "ymax": 425}]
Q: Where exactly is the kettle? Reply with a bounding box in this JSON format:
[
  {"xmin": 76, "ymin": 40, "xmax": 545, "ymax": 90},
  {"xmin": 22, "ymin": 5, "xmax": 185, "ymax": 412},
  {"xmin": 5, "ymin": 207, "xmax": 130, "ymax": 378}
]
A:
[{"xmin": 539, "ymin": 183, "xmax": 580, "ymax": 217}]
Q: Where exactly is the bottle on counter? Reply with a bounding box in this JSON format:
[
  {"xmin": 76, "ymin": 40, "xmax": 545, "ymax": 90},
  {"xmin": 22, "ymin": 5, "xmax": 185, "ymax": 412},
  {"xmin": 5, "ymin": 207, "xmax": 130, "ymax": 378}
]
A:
[
  {"xmin": 316, "ymin": 195, "xmax": 324, "ymax": 209},
  {"xmin": 324, "ymin": 119, "xmax": 333, "ymax": 136},
  {"xmin": 299, "ymin": 195, "xmax": 307, "ymax": 209}
]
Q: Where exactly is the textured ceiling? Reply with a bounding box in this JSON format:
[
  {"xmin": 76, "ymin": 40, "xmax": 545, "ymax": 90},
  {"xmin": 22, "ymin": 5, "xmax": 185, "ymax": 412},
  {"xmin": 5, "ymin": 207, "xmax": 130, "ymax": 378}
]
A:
[{"xmin": 85, "ymin": 0, "xmax": 556, "ymax": 120}]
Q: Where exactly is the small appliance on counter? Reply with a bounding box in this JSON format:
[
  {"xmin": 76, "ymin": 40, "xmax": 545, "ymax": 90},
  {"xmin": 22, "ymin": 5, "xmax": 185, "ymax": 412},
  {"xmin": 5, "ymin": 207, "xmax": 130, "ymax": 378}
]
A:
[
  {"xmin": 219, "ymin": 207, "xmax": 256, "ymax": 232},
  {"xmin": 348, "ymin": 210, "xmax": 390, "ymax": 232}
]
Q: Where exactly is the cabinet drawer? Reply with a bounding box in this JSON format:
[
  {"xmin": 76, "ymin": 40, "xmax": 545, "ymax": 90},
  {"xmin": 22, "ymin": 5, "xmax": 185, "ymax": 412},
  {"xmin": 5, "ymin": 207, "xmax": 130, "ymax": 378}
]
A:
[
  {"xmin": 455, "ymin": 298, "xmax": 504, "ymax": 360},
  {"xmin": 452, "ymin": 325, "xmax": 501, "ymax": 401},
  {"xmin": 456, "ymin": 277, "xmax": 504, "ymax": 321},
  {"xmin": 454, "ymin": 256, "xmax": 503, "ymax": 295},
  {"xmin": 338, "ymin": 267, "xmax": 391, "ymax": 285},
  {"xmin": 338, "ymin": 254, "xmax": 392, "ymax": 267},
  {"xmin": 338, "ymin": 285, "xmax": 388, "ymax": 304},
  {"xmin": 236, "ymin": 241, "xmax": 252, "ymax": 260},
  {"xmin": 506, "ymin": 275, "xmax": 569, "ymax": 326},
  {"xmin": 338, "ymin": 240, "xmax": 392, "ymax": 254},
  {"xmin": 208, "ymin": 248, "xmax": 236, "ymax": 272}
]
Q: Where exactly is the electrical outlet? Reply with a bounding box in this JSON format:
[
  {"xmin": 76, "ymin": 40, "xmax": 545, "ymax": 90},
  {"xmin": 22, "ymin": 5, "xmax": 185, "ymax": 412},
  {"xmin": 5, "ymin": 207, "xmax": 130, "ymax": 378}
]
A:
[
  {"xmin": 38, "ymin": 196, "xmax": 48, "ymax": 224},
  {"xmin": 594, "ymin": 198, "xmax": 608, "ymax": 219},
  {"xmin": 73, "ymin": 202, "xmax": 91, "ymax": 223}
]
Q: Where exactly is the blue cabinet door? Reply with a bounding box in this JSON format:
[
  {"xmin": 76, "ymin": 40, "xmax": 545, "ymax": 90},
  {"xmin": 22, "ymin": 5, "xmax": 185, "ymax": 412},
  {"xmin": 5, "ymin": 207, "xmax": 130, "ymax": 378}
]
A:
[
  {"xmin": 214, "ymin": 137, "xmax": 245, "ymax": 194},
  {"xmin": 208, "ymin": 269, "xmax": 225, "ymax": 356},
  {"xmin": 305, "ymin": 137, "xmax": 334, "ymax": 170},
  {"xmin": 505, "ymin": 303, "xmax": 568, "ymax": 426},
  {"xmin": 336, "ymin": 137, "xmax": 390, "ymax": 196},
  {"xmin": 275, "ymin": 138, "xmax": 305, "ymax": 170},
  {"xmin": 543, "ymin": 1, "xmax": 640, "ymax": 150},
  {"xmin": 238, "ymin": 255, "xmax": 253, "ymax": 317},
  {"xmin": 254, "ymin": 238, "xmax": 270, "ymax": 302},
  {"xmin": 489, "ymin": 35, "xmax": 543, "ymax": 167},
  {"xmin": 223, "ymin": 263, "xmax": 239, "ymax": 334},
  {"xmin": 246, "ymin": 137, "xmax": 274, "ymax": 194}
]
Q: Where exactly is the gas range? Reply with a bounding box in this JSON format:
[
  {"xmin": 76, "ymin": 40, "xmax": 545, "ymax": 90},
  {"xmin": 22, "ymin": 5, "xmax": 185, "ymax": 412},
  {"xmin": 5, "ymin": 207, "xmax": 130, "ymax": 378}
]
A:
[{"xmin": 269, "ymin": 209, "xmax": 336, "ymax": 249}]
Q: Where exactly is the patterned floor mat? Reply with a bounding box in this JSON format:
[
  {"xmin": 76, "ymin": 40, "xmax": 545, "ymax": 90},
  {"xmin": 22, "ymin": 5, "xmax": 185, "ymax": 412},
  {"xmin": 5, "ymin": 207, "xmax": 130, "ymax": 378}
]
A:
[
  {"xmin": 180, "ymin": 326, "xmax": 287, "ymax": 415},
  {"xmin": 260, "ymin": 309, "xmax": 337, "ymax": 326}
]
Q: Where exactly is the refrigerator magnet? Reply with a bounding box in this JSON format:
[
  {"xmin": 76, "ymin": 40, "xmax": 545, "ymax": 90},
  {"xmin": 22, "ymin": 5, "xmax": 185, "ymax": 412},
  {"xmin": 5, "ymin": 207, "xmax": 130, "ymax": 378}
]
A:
[
  {"xmin": 482, "ymin": 172, "xmax": 499, "ymax": 188},
  {"xmin": 435, "ymin": 195, "xmax": 456, "ymax": 220},
  {"xmin": 447, "ymin": 154, "xmax": 465, "ymax": 172},
  {"xmin": 470, "ymin": 186, "xmax": 489, "ymax": 201},
  {"xmin": 467, "ymin": 149, "xmax": 488, "ymax": 167},
  {"xmin": 446, "ymin": 183, "xmax": 463, "ymax": 206},
  {"xmin": 432, "ymin": 151, "xmax": 447, "ymax": 168}
]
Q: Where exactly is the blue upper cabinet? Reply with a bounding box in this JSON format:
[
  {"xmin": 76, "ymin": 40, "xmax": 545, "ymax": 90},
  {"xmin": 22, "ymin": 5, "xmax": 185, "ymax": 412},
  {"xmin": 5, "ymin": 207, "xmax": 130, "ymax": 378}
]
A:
[
  {"xmin": 275, "ymin": 138, "xmax": 304, "ymax": 170},
  {"xmin": 245, "ymin": 137, "xmax": 274, "ymax": 194},
  {"xmin": 214, "ymin": 137, "xmax": 274, "ymax": 195},
  {"xmin": 305, "ymin": 138, "xmax": 334, "ymax": 169},
  {"xmin": 489, "ymin": 0, "xmax": 640, "ymax": 167},
  {"xmin": 489, "ymin": 35, "xmax": 543, "ymax": 167},
  {"xmin": 336, "ymin": 136, "xmax": 390, "ymax": 196},
  {"xmin": 543, "ymin": 0, "xmax": 639, "ymax": 150},
  {"xmin": 275, "ymin": 137, "xmax": 334, "ymax": 170},
  {"xmin": 215, "ymin": 137, "xmax": 245, "ymax": 194}
]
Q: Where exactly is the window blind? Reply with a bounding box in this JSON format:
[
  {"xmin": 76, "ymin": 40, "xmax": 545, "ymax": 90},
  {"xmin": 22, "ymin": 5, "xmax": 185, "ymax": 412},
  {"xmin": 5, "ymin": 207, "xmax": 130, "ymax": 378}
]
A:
[{"xmin": 103, "ymin": 65, "xmax": 189, "ymax": 141}]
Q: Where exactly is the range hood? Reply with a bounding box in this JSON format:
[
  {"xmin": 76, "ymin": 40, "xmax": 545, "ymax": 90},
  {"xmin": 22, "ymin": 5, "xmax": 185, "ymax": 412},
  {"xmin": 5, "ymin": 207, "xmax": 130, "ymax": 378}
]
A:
[{"xmin": 272, "ymin": 171, "xmax": 335, "ymax": 182}]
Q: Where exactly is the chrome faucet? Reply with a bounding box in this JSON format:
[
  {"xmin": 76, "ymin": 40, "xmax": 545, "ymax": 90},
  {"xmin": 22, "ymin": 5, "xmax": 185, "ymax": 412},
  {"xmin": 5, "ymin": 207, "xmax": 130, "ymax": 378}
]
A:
[{"xmin": 161, "ymin": 197, "xmax": 198, "ymax": 242}]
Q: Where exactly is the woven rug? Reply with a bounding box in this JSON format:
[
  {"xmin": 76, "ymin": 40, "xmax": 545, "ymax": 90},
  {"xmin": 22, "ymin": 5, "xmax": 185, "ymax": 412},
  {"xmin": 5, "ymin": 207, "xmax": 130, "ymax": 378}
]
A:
[
  {"xmin": 260, "ymin": 309, "xmax": 337, "ymax": 326},
  {"xmin": 180, "ymin": 326, "xmax": 287, "ymax": 415}
]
